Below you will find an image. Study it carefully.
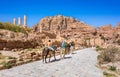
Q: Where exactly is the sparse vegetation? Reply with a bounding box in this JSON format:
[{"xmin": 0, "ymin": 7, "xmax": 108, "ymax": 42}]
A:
[
  {"xmin": 98, "ymin": 46, "xmax": 120, "ymax": 64},
  {"xmin": 97, "ymin": 46, "xmax": 120, "ymax": 77},
  {"xmin": 28, "ymin": 48, "xmax": 33, "ymax": 51},
  {"xmin": 8, "ymin": 56, "xmax": 15, "ymax": 59},
  {"xmin": 96, "ymin": 46, "xmax": 104, "ymax": 51},
  {"xmin": 0, "ymin": 22, "xmax": 27, "ymax": 33},
  {"xmin": 2, "ymin": 62, "xmax": 11, "ymax": 69},
  {"xmin": 109, "ymin": 66, "xmax": 116, "ymax": 71},
  {"xmin": 103, "ymin": 71, "xmax": 116, "ymax": 77}
]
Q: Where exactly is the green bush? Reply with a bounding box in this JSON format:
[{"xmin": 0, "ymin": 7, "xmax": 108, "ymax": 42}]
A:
[
  {"xmin": 109, "ymin": 66, "xmax": 116, "ymax": 71},
  {"xmin": 96, "ymin": 46, "xmax": 104, "ymax": 51},
  {"xmin": 96, "ymin": 46, "xmax": 100, "ymax": 48},
  {"xmin": 2, "ymin": 62, "xmax": 11, "ymax": 69},
  {"xmin": 8, "ymin": 56, "xmax": 15, "ymax": 59},
  {"xmin": 0, "ymin": 22, "xmax": 27, "ymax": 33},
  {"xmin": 103, "ymin": 71, "xmax": 116, "ymax": 77}
]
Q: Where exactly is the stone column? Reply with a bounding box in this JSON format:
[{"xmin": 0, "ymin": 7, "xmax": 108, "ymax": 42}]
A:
[
  {"xmin": 13, "ymin": 18, "xmax": 16, "ymax": 25},
  {"xmin": 40, "ymin": 24, "xmax": 42, "ymax": 33},
  {"xmin": 24, "ymin": 15, "xmax": 27, "ymax": 27},
  {"xmin": 18, "ymin": 17, "xmax": 22, "ymax": 26}
]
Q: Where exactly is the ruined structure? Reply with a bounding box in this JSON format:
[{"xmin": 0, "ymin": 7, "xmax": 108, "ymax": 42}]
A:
[
  {"xmin": 33, "ymin": 15, "xmax": 120, "ymax": 47},
  {"xmin": 1, "ymin": 15, "xmax": 119, "ymax": 50},
  {"xmin": 13, "ymin": 15, "xmax": 27, "ymax": 27},
  {"xmin": 33, "ymin": 15, "xmax": 96, "ymax": 36},
  {"xmin": 40, "ymin": 24, "xmax": 42, "ymax": 33},
  {"xmin": 24, "ymin": 15, "xmax": 27, "ymax": 27},
  {"xmin": 18, "ymin": 17, "xmax": 22, "ymax": 26},
  {"xmin": 13, "ymin": 18, "xmax": 16, "ymax": 25}
]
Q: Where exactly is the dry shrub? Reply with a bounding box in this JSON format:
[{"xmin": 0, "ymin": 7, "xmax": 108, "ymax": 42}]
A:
[
  {"xmin": 96, "ymin": 46, "xmax": 104, "ymax": 51},
  {"xmin": 0, "ymin": 22, "xmax": 27, "ymax": 33},
  {"xmin": 98, "ymin": 46, "xmax": 120, "ymax": 64}
]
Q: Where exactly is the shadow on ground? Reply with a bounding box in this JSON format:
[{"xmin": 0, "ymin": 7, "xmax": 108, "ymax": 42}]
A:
[{"xmin": 50, "ymin": 56, "xmax": 72, "ymax": 63}]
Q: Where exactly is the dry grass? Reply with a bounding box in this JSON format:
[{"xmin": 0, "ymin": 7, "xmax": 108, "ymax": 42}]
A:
[
  {"xmin": 0, "ymin": 22, "xmax": 27, "ymax": 33},
  {"xmin": 98, "ymin": 46, "xmax": 120, "ymax": 64}
]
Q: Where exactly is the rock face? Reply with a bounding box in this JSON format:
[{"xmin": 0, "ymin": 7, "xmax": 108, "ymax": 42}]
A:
[
  {"xmin": 97, "ymin": 24, "xmax": 120, "ymax": 44},
  {"xmin": 33, "ymin": 15, "xmax": 96, "ymax": 40},
  {"xmin": 116, "ymin": 23, "xmax": 120, "ymax": 35},
  {"xmin": 32, "ymin": 15, "xmax": 120, "ymax": 46},
  {"xmin": 1, "ymin": 15, "xmax": 120, "ymax": 49},
  {"xmin": 97, "ymin": 25, "xmax": 116, "ymax": 39},
  {"xmin": 33, "ymin": 15, "xmax": 96, "ymax": 34},
  {"xmin": 0, "ymin": 30, "xmax": 44, "ymax": 50}
]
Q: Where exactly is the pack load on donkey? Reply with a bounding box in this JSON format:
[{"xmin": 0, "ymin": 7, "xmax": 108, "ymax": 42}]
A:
[{"xmin": 42, "ymin": 45, "xmax": 57, "ymax": 63}]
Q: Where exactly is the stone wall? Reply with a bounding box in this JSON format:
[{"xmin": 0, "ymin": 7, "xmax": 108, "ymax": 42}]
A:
[
  {"xmin": 0, "ymin": 39, "xmax": 43, "ymax": 50},
  {"xmin": 0, "ymin": 39, "xmax": 42, "ymax": 50}
]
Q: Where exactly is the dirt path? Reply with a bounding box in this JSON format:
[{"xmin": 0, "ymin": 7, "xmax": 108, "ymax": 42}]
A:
[{"xmin": 0, "ymin": 48, "xmax": 103, "ymax": 77}]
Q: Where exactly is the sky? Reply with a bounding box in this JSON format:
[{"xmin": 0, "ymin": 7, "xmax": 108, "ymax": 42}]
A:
[{"xmin": 0, "ymin": 0, "xmax": 120, "ymax": 28}]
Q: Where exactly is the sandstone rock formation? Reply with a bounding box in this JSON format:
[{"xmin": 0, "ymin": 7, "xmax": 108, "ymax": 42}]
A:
[
  {"xmin": 32, "ymin": 15, "xmax": 100, "ymax": 46},
  {"xmin": 32, "ymin": 15, "xmax": 120, "ymax": 47},
  {"xmin": 33, "ymin": 15, "xmax": 96, "ymax": 41},
  {"xmin": 1, "ymin": 15, "xmax": 120, "ymax": 50},
  {"xmin": 0, "ymin": 30, "xmax": 44, "ymax": 50},
  {"xmin": 97, "ymin": 25, "xmax": 116, "ymax": 39},
  {"xmin": 33, "ymin": 15, "xmax": 96, "ymax": 34},
  {"xmin": 97, "ymin": 24, "xmax": 120, "ymax": 44}
]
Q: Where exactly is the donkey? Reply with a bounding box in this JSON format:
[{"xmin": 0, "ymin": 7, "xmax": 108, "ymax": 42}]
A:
[{"xmin": 42, "ymin": 46, "xmax": 57, "ymax": 63}]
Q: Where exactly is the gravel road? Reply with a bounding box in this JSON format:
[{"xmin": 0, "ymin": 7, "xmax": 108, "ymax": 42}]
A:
[{"xmin": 0, "ymin": 48, "xmax": 103, "ymax": 77}]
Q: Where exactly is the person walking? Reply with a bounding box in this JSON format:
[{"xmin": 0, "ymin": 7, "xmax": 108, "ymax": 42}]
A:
[
  {"xmin": 60, "ymin": 40, "xmax": 67, "ymax": 59},
  {"xmin": 70, "ymin": 41, "xmax": 75, "ymax": 54}
]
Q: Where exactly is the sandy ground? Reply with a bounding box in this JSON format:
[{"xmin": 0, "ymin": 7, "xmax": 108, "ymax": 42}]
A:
[{"xmin": 0, "ymin": 48, "xmax": 103, "ymax": 77}]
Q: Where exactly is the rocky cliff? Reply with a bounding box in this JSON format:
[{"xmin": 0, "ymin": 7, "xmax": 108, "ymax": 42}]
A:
[
  {"xmin": 1, "ymin": 15, "xmax": 120, "ymax": 50},
  {"xmin": 33, "ymin": 15, "xmax": 96, "ymax": 38},
  {"xmin": 33, "ymin": 15, "xmax": 120, "ymax": 46},
  {"xmin": 0, "ymin": 29, "xmax": 45, "ymax": 50},
  {"xmin": 97, "ymin": 24, "xmax": 120, "ymax": 44}
]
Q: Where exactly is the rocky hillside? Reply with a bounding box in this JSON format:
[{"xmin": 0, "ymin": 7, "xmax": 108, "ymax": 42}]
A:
[
  {"xmin": 33, "ymin": 15, "xmax": 120, "ymax": 45},
  {"xmin": 0, "ymin": 29, "xmax": 46, "ymax": 50},
  {"xmin": 0, "ymin": 15, "xmax": 120, "ymax": 50},
  {"xmin": 33, "ymin": 15, "xmax": 96, "ymax": 38},
  {"xmin": 97, "ymin": 24, "xmax": 120, "ymax": 44}
]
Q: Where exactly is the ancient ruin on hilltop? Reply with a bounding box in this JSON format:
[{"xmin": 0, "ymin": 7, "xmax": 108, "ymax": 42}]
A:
[
  {"xmin": 0, "ymin": 15, "xmax": 120, "ymax": 50},
  {"xmin": 13, "ymin": 15, "xmax": 28, "ymax": 27}
]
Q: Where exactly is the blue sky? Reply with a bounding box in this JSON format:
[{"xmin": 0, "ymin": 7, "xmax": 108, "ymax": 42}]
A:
[{"xmin": 0, "ymin": 0, "xmax": 120, "ymax": 27}]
